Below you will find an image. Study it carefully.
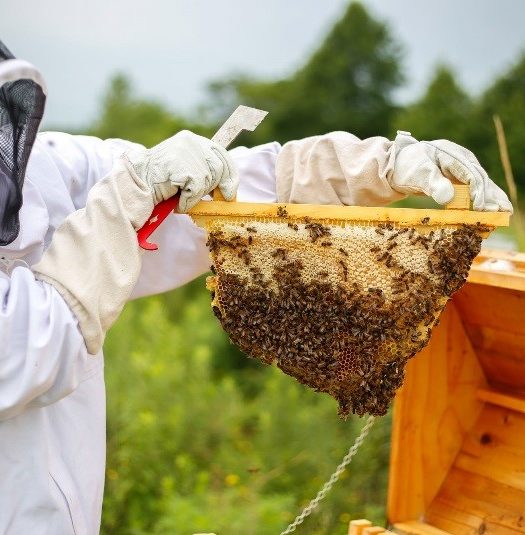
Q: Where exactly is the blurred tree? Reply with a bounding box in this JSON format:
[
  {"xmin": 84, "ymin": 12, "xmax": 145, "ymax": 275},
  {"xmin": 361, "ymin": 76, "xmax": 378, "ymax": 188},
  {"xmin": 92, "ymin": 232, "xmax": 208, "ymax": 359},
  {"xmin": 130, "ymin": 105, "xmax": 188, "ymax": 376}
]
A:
[
  {"xmin": 206, "ymin": 2, "xmax": 404, "ymax": 146},
  {"xmin": 392, "ymin": 65, "xmax": 473, "ymax": 145},
  {"xmin": 466, "ymin": 53, "xmax": 525, "ymax": 198},
  {"xmin": 89, "ymin": 74, "xmax": 212, "ymax": 147}
]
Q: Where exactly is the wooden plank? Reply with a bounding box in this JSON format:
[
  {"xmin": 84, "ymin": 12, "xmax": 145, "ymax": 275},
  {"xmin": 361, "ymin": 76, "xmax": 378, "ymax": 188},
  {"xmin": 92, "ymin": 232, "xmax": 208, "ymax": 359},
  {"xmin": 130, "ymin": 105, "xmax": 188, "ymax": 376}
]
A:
[
  {"xmin": 481, "ymin": 521, "xmax": 523, "ymax": 535},
  {"xmin": 387, "ymin": 304, "xmax": 487, "ymax": 523},
  {"xmin": 349, "ymin": 520, "xmax": 373, "ymax": 535},
  {"xmin": 462, "ymin": 249, "xmax": 525, "ymax": 304},
  {"xmin": 446, "ymin": 184, "xmax": 470, "ymax": 210},
  {"xmin": 459, "ymin": 405, "xmax": 525, "ymax": 485},
  {"xmin": 421, "ymin": 514, "xmax": 475, "ymax": 535},
  {"xmin": 467, "ymin": 269, "xmax": 525, "ymax": 292},
  {"xmin": 453, "ymin": 284, "xmax": 525, "ymax": 336},
  {"xmin": 363, "ymin": 527, "xmax": 387, "ymax": 535},
  {"xmin": 476, "ymin": 351, "xmax": 525, "ymax": 391},
  {"xmin": 467, "ymin": 248, "xmax": 525, "ymax": 301},
  {"xmin": 474, "ymin": 249, "xmax": 525, "ymax": 267},
  {"xmin": 455, "ymin": 426, "xmax": 525, "ymax": 492},
  {"xmin": 477, "ymin": 389, "xmax": 525, "ymax": 415},
  {"xmin": 434, "ymin": 467, "xmax": 525, "ymax": 521},
  {"xmin": 427, "ymin": 503, "xmax": 525, "ymax": 535},
  {"xmin": 459, "ymin": 323, "xmax": 525, "ymax": 389},
  {"xmin": 466, "ymin": 404, "xmax": 525, "ymax": 450},
  {"xmin": 426, "ymin": 500, "xmax": 483, "ymax": 532},
  {"xmin": 188, "ymin": 200, "xmax": 509, "ymax": 227},
  {"xmin": 392, "ymin": 521, "xmax": 452, "ymax": 535},
  {"xmin": 463, "ymin": 325, "xmax": 525, "ymax": 361},
  {"xmin": 428, "ymin": 497, "xmax": 525, "ymax": 534},
  {"xmin": 426, "ymin": 507, "xmax": 524, "ymax": 535},
  {"xmin": 433, "ymin": 493, "xmax": 525, "ymax": 533}
]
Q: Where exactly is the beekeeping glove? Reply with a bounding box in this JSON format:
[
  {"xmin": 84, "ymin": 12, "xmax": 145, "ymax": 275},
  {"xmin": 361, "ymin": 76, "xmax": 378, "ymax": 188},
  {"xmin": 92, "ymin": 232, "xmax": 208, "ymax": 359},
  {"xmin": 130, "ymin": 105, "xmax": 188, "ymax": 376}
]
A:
[
  {"xmin": 126, "ymin": 130, "xmax": 238, "ymax": 212},
  {"xmin": 33, "ymin": 131, "xmax": 237, "ymax": 354},
  {"xmin": 392, "ymin": 131, "xmax": 512, "ymax": 211},
  {"xmin": 276, "ymin": 131, "xmax": 512, "ymax": 212}
]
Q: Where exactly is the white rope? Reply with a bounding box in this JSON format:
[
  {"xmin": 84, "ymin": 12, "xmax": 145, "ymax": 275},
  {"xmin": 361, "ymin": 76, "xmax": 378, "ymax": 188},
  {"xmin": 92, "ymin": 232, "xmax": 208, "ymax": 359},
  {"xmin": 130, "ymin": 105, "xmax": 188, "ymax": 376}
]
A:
[{"xmin": 279, "ymin": 415, "xmax": 376, "ymax": 535}]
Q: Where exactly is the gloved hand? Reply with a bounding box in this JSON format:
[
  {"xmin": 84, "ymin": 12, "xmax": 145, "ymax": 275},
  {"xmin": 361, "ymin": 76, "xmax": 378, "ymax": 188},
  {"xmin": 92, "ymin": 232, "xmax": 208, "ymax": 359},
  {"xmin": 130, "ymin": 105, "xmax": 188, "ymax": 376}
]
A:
[
  {"xmin": 392, "ymin": 132, "xmax": 513, "ymax": 212},
  {"xmin": 126, "ymin": 130, "xmax": 238, "ymax": 212},
  {"xmin": 275, "ymin": 131, "xmax": 512, "ymax": 212},
  {"xmin": 33, "ymin": 129, "xmax": 239, "ymax": 354}
]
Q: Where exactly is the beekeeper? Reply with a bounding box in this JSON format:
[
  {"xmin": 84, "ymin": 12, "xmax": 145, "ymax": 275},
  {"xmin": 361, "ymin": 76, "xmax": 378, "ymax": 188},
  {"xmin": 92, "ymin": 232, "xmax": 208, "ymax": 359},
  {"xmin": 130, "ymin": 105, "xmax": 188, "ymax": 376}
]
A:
[{"xmin": 0, "ymin": 43, "xmax": 512, "ymax": 534}]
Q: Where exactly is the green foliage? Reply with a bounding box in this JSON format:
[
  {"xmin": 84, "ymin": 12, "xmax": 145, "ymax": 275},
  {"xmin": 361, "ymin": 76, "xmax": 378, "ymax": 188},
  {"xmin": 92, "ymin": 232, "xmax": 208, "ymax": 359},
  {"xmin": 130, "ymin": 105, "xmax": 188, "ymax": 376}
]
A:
[
  {"xmin": 206, "ymin": 2, "xmax": 404, "ymax": 146},
  {"xmin": 393, "ymin": 58, "xmax": 525, "ymax": 204},
  {"xmin": 466, "ymin": 53, "xmax": 525, "ymax": 200},
  {"xmin": 393, "ymin": 65, "xmax": 473, "ymax": 145},
  {"xmin": 88, "ymin": 74, "xmax": 212, "ymax": 147},
  {"xmin": 103, "ymin": 286, "xmax": 390, "ymax": 534}
]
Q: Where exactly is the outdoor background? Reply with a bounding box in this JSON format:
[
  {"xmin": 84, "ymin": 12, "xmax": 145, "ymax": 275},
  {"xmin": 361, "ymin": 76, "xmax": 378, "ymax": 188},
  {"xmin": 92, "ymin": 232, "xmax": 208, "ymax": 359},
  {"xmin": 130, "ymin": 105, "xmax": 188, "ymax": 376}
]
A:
[{"xmin": 4, "ymin": 1, "xmax": 525, "ymax": 534}]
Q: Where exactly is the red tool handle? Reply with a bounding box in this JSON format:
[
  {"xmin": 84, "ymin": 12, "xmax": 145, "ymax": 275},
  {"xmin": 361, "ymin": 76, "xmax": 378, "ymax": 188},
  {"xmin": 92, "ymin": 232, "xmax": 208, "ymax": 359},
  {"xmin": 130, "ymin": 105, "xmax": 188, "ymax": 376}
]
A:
[{"xmin": 137, "ymin": 194, "xmax": 180, "ymax": 250}]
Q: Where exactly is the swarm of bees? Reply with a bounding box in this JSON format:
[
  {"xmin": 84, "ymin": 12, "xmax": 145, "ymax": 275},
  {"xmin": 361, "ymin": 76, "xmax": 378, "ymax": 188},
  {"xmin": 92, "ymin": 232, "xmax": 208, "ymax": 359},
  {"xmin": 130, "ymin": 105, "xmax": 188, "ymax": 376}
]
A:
[{"xmin": 205, "ymin": 216, "xmax": 488, "ymax": 418}]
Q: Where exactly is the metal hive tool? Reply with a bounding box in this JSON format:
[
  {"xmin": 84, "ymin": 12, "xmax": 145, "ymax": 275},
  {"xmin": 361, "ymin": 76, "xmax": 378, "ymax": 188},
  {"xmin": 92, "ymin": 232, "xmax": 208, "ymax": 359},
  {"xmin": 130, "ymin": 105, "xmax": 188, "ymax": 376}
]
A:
[{"xmin": 188, "ymin": 187, "xmax": 509, "ymax": 418}]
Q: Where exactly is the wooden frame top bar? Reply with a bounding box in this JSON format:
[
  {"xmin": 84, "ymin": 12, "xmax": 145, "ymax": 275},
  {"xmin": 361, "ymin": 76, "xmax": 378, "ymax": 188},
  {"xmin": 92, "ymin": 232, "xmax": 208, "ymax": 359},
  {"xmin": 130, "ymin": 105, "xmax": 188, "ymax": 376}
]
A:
[{"xmin": 189, "ymin": 200, "xmax": 510, "ymax": 227}]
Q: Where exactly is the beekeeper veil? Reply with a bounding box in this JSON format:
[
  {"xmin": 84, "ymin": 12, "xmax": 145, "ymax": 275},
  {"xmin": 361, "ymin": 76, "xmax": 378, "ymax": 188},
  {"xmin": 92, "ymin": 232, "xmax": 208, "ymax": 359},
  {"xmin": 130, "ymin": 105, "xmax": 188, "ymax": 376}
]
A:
[{"xmin": 0, "ymin": 40, "xmax": 46, "ymax": 245}]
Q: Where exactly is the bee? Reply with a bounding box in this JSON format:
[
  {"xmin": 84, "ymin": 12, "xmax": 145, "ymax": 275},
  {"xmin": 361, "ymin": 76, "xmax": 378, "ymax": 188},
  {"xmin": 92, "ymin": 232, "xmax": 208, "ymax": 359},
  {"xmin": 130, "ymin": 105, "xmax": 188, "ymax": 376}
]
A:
[
  {"xmin": 277, "ymin": 206, "xmax": 289, "ymax": 218},
  {"xmin": 421, "ymin": 217, "xmax": 430, "ymax": 224},
  {"xmin": 386, "ymin": 254, "xmax": 395, "ymax": 268},
  {"xmin": 388, "ymin": 231, "xmax": 400, "ymax": 241},
  {"xmin": 338, "ymin": 248, "xmax": 349, "ymax": 256},
  {"xmin": 246, "ymin": 227, "xmax": 257, "ymax": 233},
  {"xmin": 339, "ymin": 260, "xmax": 348, "ymax": 281},
  {"xmin": 271, "ymin": 248, "xmax": 287, "ymax": 260}
]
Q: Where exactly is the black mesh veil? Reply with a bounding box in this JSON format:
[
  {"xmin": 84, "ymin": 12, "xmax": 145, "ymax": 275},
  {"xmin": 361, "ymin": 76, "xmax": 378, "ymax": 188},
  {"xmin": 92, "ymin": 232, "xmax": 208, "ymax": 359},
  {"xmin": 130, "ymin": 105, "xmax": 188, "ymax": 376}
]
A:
[{"xmin": 0, "ymin": 40, "xmax": 46, "ymax": 245}]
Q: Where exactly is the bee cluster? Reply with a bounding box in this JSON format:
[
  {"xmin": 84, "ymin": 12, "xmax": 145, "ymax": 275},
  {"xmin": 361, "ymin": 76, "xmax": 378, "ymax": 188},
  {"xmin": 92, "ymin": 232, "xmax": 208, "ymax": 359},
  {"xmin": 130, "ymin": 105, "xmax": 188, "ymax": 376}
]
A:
[{"xmin": 205, "ymin": 216, "xmax": 487, "ymax": 418}]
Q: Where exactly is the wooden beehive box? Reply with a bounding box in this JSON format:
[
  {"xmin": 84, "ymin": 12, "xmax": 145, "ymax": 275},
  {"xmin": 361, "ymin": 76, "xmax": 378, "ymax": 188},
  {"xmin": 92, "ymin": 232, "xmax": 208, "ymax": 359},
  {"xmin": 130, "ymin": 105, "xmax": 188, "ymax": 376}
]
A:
[{"xmin": 387, "ymin": 248, "xmax": 525, "ymax": 535}]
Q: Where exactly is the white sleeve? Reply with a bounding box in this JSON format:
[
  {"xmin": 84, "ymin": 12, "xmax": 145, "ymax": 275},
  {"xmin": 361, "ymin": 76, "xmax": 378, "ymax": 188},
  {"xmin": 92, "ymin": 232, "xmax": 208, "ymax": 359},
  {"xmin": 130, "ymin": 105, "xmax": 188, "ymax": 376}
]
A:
[
  {"xmin": 130, "ymin": 141, "xmax": 281, "ymax": 298},
  {"xmin": 0, "ymin": 267, "xmax": 89, "ymax": 421},
  {"xmin": 38, "ymin": 133, "xmax": 281, "ymax": 298},
  {"xmin": 38, "ymin": 131, "xmax": 144, "ymax": 211}
]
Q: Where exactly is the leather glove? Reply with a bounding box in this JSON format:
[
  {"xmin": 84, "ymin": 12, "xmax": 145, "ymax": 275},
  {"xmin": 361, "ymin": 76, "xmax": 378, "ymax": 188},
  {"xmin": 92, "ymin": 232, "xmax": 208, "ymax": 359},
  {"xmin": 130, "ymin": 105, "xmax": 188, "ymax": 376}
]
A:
[
  {"xmin": 392, "ymin": 131, "xmax": 513, "ymax": 212},
  {"xmin": 126, "ymin": 130, "xmax": 238, "ymax": 212}
]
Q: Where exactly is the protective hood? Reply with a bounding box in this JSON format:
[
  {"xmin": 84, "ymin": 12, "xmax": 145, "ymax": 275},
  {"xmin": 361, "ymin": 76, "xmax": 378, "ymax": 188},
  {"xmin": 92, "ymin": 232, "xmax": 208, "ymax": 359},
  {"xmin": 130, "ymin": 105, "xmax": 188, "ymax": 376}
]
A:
[{"xmin": 0, "ymin": 40, "xmax": 46, "ymax": 245}]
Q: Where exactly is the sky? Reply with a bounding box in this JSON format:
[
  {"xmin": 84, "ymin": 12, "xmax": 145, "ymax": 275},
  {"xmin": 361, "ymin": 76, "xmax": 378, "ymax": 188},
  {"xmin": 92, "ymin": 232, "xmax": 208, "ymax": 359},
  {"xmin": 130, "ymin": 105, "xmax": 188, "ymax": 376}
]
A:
[{"xmin": 2, "ymin": 0, "xmax": 524, "ymax": 129}]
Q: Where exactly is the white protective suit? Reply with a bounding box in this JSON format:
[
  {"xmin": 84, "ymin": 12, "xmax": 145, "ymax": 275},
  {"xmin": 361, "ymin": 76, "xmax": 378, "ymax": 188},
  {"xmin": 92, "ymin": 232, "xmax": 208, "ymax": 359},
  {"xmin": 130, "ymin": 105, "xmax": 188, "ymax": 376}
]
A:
[
  {"xmin": 0, "ymin": 128, "xmax": 511, "ymax": 535},
  {"xmin": 0, "ymin": 132, "xmax": 280, "ymax": 535}
]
